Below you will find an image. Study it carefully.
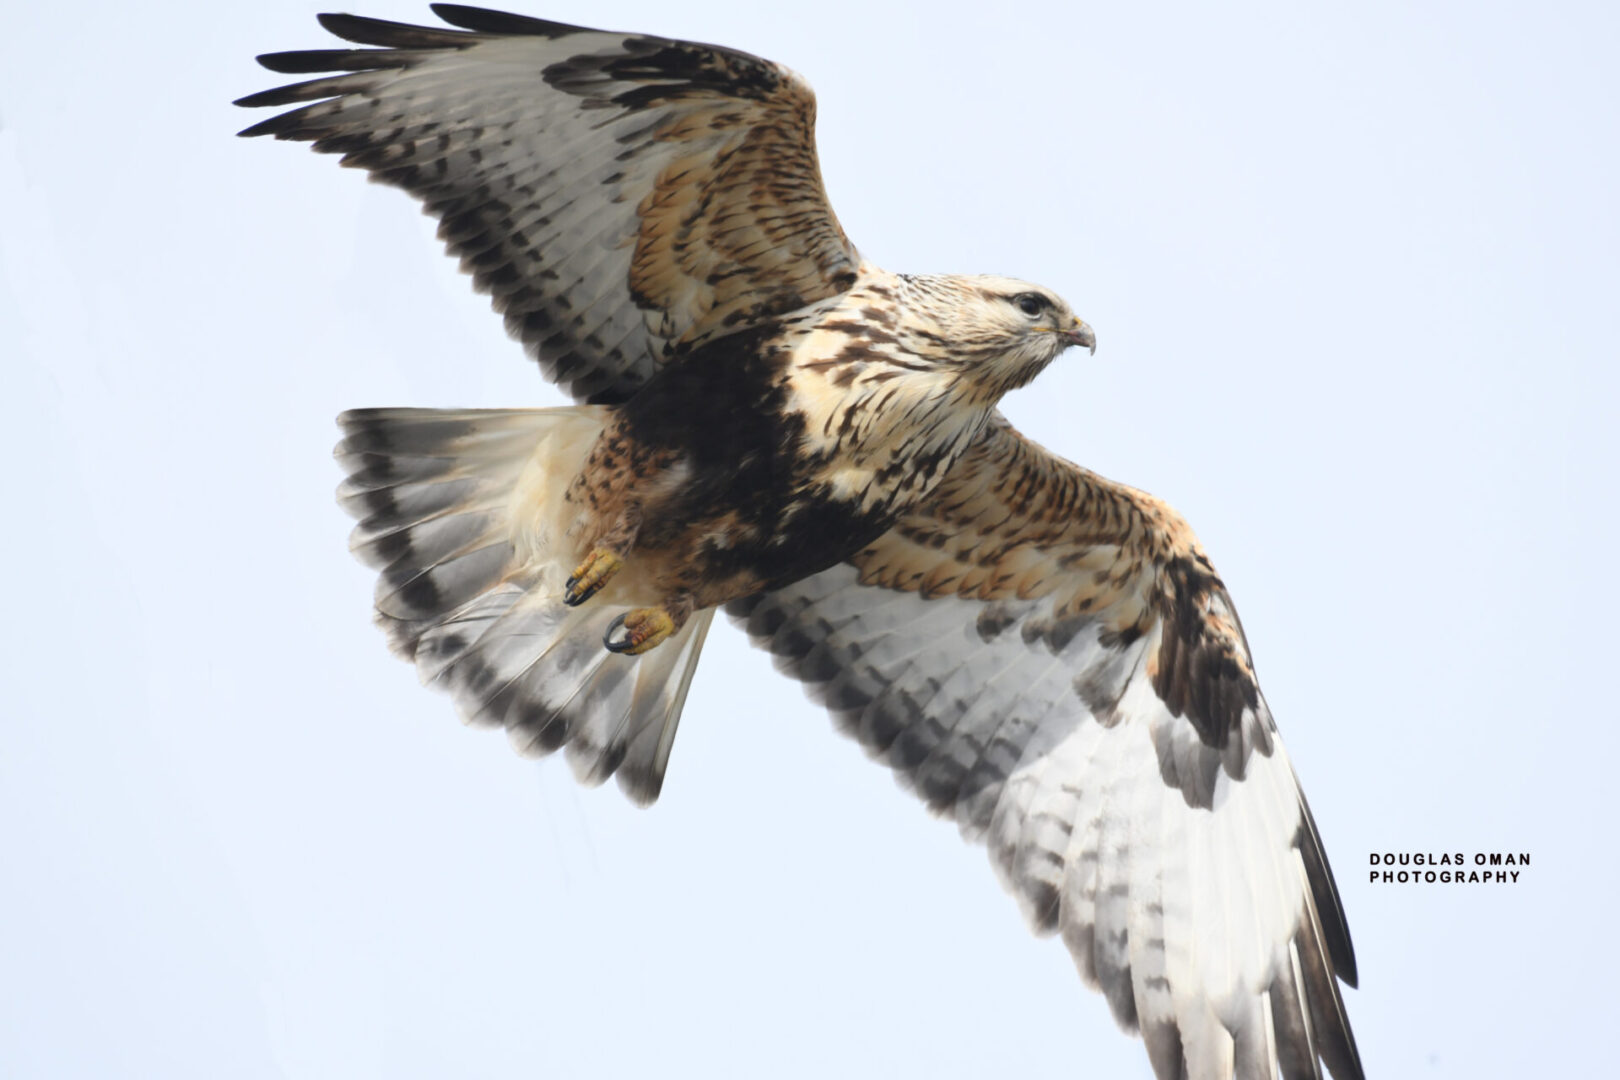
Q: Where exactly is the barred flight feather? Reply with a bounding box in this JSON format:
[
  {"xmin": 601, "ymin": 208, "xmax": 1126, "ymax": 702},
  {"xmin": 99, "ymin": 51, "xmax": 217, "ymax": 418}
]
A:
[
  {"xmin": 238, "ymin": 6, "xmax": 859, "ymax": 403},
  {"xmin": 728, "ymin": 417, "xmax": 1362, "ymax": 1080},
  {"xmin": 335, "ymin": 407, "xmax": 711, "ymax": 804}
]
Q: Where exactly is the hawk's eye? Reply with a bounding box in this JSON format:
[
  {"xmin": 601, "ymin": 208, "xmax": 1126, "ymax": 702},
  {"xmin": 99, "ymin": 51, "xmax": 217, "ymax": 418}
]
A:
[{"xmin": 1014, "ymin": 293, "xmax": 1046, "ymax": 317}]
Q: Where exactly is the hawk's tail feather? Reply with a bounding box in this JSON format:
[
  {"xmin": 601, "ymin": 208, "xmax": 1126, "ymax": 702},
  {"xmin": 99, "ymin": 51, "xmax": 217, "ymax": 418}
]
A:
[{"xmin": 334, "ymin": 406, "xmax": 711, "ymax": 805}]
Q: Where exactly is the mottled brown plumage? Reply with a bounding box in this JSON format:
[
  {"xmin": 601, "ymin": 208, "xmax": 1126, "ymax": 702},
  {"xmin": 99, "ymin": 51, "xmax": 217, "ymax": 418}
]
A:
[
  {"xmin": 855, "ymin": 415, "xmax": 1261, "ymax": 751},
  {"xmin": 242, "ymin": 9, "xmax": 1361, "ymax": 1080}
]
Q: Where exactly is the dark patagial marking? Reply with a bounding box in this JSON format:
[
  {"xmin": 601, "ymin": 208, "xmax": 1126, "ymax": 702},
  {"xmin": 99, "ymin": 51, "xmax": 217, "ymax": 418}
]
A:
[
  {"xmin": 1150, "ymin": 555, "xmax": 1260, "ymax": 749},
  {"xmin": 542, "ymin": 35, "xmax": 780, "ymax": 110}
]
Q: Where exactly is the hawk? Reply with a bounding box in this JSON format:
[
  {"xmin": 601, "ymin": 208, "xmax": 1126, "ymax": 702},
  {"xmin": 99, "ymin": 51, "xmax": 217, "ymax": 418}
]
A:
[{"xmin": 238, "ymin": 7, "xmax": 1364, "ymax": 1079}]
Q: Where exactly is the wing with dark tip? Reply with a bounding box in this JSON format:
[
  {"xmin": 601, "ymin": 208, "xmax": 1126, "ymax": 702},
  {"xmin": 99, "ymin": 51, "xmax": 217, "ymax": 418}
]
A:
[
  {"xmin": 728, "ymin": 414, "xmax": 1363, "ymax": 1080},
  {"xmin": 237, "ymin": 4, "xmax": 860, "ymax": 403}
]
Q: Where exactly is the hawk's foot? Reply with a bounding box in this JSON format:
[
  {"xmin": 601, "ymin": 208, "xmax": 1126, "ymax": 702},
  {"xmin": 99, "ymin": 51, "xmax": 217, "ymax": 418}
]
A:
[
  {"xmin": 565, "ymin": 548, "xmax": 624, "ymax": 606},
  {"xmin": 603, "ymin": 608, "xmax": 675, "ymax": 655}
]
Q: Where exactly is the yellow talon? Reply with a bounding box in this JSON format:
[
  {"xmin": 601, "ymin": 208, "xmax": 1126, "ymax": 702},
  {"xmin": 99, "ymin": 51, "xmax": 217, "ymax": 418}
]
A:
[
  {"xmin": 604, "ymin": 608, "xmax": 675, "ymax": 655},
  {"xmin": 565, "ymin": 548, "xmax": 623, "ymax": 606}
]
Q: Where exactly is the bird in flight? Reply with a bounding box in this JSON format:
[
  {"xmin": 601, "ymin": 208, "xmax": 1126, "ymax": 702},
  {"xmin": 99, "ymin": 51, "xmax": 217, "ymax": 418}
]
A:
[{"xmin": 238, "ymin": 7, "xmax": 1363, "ymax": 1078}]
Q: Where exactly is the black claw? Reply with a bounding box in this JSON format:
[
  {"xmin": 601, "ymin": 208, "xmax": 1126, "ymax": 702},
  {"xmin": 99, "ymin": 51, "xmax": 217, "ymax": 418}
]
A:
[
  {"xmin": 564, "ymin": 574, "xmax": 598, "ymax": 607},
  {"xmin": 603, "ymin": 613, "xmax": 634, "ymax": 653}
]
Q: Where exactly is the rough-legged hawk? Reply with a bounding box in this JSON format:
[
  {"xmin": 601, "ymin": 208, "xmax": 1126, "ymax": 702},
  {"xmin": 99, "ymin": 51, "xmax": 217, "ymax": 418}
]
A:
[{"xmin": 239, "ymin": 7, "xmax": 1363, "ymax": 1078}]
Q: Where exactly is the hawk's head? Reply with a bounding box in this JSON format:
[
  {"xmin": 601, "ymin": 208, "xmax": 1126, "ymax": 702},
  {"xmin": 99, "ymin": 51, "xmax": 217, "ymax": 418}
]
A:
[{"xmin": 898, "ymin": 274, "xmax": 1096, "ymax": 401}]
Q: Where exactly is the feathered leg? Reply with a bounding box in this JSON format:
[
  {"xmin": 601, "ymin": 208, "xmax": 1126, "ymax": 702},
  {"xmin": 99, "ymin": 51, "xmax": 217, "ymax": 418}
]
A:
[{"xmin": 565, "ymin": 504, "xmax": 642, "ymax": 605}]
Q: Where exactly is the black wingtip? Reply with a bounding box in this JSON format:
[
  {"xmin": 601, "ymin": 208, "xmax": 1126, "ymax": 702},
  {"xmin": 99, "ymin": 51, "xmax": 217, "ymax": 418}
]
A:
[
  {"xmin": 254, "ymin": 50, "xmax": 298, "ymax": 74},
  {"xmin": 234, "ymin": 111, "xmax": 313, "ymax": 139},
  {"xmin": 316, "ymin": 11, "xmax": 472, "ymax": 49},
  {"xmin": 256, "ymin": 48, "xmax": 330, "ymax": 74},
  {"xmin": 232, "ymin": 80, "xmax": 326, "ymax": 109},
  {"xmin": 1299, "ymin": 795, "xmax": 1359, "ymax": 988},
  {"xmin": 316, "ymin": 12, "xmax": 382, "ymax": 39},
  {"xmin": 254, "ymin": 47, "xmax": 412, "ymax": 75},
  {"xmin": 316, "ymin": 12, "xmax": 367, "ymax": 38},
  {"xmin": 429, "ymin": 4, "xmax": 586, "ymax": 38},
  {"xmin": 235, "ymin": 115, "xmax": 288, "ymax": 138}
]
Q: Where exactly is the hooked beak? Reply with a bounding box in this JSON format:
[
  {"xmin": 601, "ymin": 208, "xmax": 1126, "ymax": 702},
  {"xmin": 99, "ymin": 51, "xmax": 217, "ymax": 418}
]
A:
[{"xmin": 1064, "ymin": 318, "xmax": 1097, "ymax": 355}]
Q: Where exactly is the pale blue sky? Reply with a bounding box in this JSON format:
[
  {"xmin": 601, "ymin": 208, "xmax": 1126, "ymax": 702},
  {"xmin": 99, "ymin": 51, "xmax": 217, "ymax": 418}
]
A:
[{"xmin": 3, "ymin": 2, "xmax": 1616, "ymax": 1076}]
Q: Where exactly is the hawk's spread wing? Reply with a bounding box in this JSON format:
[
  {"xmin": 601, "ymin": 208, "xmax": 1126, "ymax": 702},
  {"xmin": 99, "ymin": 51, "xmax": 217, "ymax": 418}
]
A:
[
  {"xmin": 237, "ymin": 4, "xmax": 859, "ymax": 403},
  {"xmin": 728, "ymin": 415, "xmax": 1364, "ymax": 1080}
]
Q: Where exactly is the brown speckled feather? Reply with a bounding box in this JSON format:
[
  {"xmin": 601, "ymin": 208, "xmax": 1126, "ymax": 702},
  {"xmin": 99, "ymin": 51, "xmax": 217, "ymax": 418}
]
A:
[{"xmin": 237, "ymin": 3, "xmax": 859, "ymax": 402}]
